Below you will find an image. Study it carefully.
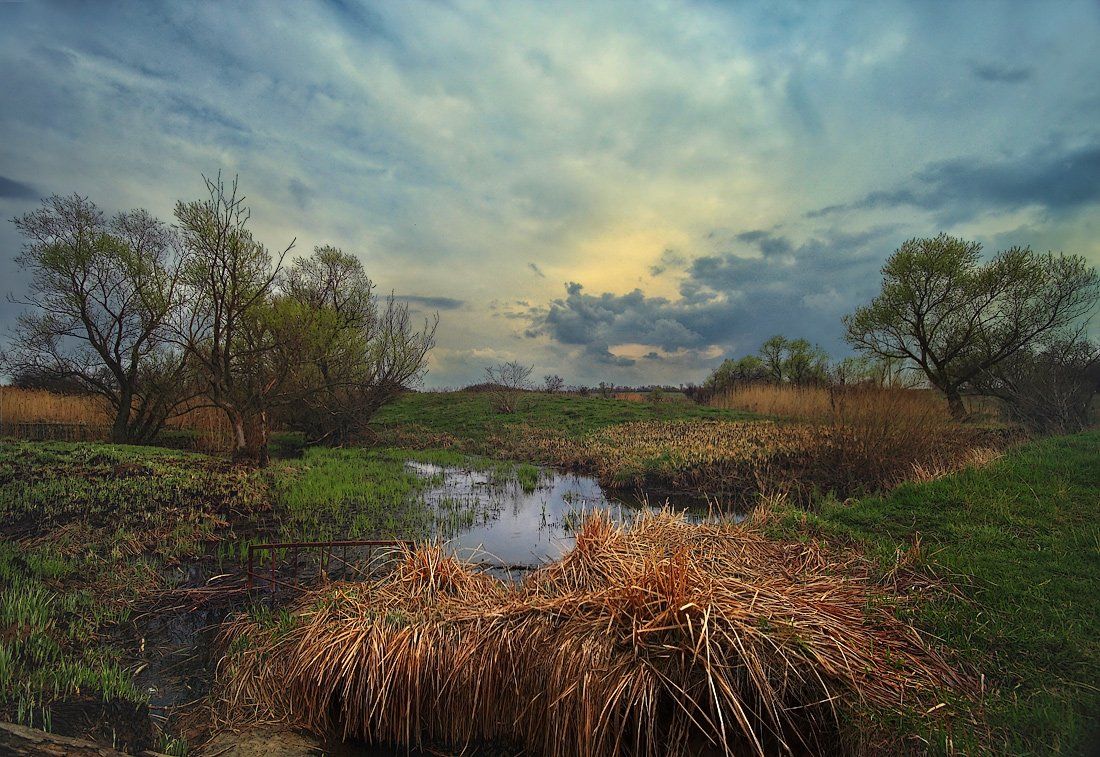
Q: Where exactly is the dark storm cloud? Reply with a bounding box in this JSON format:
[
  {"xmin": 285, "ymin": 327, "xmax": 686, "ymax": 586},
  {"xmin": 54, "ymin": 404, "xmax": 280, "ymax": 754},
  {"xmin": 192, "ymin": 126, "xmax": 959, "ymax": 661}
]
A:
[
  {"xmin": 531, "ymin": 227, "xmax": 898, "ymax": 359},
  {"xmin": 810, "ymin": 143, "xmax": 1100, "ymax": 221},
  {"xmin": 0, "ymin": 176, "xmax": 38, "ymax": 200},
  {"xmin": 397, "ymin": 295, "xmax": 464, "ymax": 310},
  {"xmin": 735, "ymin": 230, "xmax": 793, "ymax": 257}
]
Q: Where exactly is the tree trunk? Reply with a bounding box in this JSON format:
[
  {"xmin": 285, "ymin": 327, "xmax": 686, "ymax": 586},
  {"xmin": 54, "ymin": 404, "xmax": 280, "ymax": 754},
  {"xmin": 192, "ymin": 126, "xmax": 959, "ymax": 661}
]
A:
[
  {"xmin": 232, "ymin": 409, "xmax": 270, "ymax": 467},
  {"xmin": 109, "ymin": 389, "xmax": 134, "ymax": 444},
  {"xmin": 944, "ymin": 387, "xmax": 968, "ymax": 421}
]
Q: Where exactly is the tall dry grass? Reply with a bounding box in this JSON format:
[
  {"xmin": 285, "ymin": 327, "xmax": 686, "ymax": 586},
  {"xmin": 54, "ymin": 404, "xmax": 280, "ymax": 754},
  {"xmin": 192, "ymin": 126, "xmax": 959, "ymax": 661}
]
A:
[
  {"xmin": 704, "ymin": 384, "xmax": 987, "ymax": 500},
  {"xmin": 0, "ymin": 386, "xmax": 237, "ymax": 451},
  {"xmin": 711, "ymin": 383, "xmax": 948, "ymax": 422},
  {"xmin": 0, "ymin": 387, "xmax": 111, "ymax": 441},
  {"xmin": 711, "ymin": 383, "xmax": 836, "ymax": 419},
  {"xmin": 219, "ymin": 512, "xmax": 969, "ymax": 755},
  {"xmin": 0, "ymin": 387, "xmax": 109, "ymax": 425}
]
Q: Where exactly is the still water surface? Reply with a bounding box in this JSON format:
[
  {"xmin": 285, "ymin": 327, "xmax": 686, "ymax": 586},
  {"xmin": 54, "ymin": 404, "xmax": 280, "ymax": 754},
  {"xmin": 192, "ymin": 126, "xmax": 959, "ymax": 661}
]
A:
[{"xmin": 407, "ymin": 460, "xmax": 725, "ymax": 571}]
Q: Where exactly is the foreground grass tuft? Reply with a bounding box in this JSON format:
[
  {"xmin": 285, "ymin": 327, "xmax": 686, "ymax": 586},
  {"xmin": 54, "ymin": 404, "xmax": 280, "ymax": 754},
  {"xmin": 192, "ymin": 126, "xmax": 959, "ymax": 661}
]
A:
[{"xmin": 221, "ymin": 512, "xmax": 967, "ymax": 756}]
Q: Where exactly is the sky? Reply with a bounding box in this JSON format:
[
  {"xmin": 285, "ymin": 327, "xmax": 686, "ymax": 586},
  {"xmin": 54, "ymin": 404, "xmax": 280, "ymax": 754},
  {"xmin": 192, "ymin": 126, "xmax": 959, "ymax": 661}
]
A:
[{"xmin": 1, "ymin": 1, "xmax": 1098, "ymax": 388}]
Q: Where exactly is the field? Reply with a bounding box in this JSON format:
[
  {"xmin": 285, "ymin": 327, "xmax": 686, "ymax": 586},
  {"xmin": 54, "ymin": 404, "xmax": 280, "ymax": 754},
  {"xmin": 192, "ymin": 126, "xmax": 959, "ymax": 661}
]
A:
[
  {"xmin": 374, "ymin": 388, "xmax": 1001, "ymax": 507},
  {"xmin": 371, "ymin": 389, "xmax": 753, "ymax": 447},
  {"xmin": 1, "ymin": 387, "xmax": 1097, "ymax": 754}
]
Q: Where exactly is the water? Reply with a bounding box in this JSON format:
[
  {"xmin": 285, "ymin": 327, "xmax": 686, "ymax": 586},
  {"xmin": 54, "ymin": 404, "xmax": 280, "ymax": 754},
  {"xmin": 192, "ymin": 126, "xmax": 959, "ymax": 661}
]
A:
[{"xmin": 407, "ymin": 460, "xmax": 690, "ymax": 571}]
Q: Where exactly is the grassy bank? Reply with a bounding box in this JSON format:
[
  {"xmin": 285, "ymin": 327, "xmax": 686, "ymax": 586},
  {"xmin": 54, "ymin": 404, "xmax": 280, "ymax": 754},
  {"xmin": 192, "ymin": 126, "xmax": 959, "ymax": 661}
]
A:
[{"xmin": 787, "ymin": 430, "xmax": 1100, "ymax": 754}]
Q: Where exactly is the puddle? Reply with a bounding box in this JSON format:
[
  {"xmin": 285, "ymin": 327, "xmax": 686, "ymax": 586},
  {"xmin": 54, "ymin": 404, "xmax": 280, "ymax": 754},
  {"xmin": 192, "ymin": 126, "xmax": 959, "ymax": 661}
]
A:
[{"xmin": 407, "ymin": 460, "xmax": 732, "ymax": 573}]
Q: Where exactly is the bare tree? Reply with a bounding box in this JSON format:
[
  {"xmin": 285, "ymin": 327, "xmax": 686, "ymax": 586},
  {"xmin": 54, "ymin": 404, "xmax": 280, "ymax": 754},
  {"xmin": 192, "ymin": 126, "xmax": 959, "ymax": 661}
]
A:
[
  {"xmin": 485, "ymin": 361, "xmax": 533, "ymax": 413},
  {"xmin": 542, "ymin": 374, "xmax": 565, "ymax": 393},
  {"xmin": 972, "ymin": 334, "xmax": 1099, "ymax": 433},
  {"xmin": 174, "ymin": 174, "xmax": 292, "ymax": 465},
  {"xmin": 845, "ymin": 234, "xmax": 1099, "ymax": 419},
  {"xmin": 4, "ymin": 195, "xmax": 190, "ymax": 443}
]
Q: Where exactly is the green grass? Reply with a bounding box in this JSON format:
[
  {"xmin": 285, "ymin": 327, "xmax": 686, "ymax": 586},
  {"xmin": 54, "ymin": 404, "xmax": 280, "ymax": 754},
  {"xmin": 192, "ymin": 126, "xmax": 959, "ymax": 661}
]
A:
[
  {"xmin": 785, "ymin": 431, "xmax": 1100, "ymax": 754},
  {"xmin": 0, "ymin": 439, "xmax": 269, "ymax": 740},
  {"xmin": 0, "ymin": 544, "xmax": 143, "ymax": 731},
  {"xmin": 371, "ymin": 390, "xmax": 754, "ymax": 448}
]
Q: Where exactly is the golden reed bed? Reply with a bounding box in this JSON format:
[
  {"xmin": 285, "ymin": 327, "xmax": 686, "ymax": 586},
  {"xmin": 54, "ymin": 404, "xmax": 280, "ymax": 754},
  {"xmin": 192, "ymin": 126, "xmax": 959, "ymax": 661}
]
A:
[{"xmin": 218, "ymin": 512, "xmax": 970, "ymax": 755}]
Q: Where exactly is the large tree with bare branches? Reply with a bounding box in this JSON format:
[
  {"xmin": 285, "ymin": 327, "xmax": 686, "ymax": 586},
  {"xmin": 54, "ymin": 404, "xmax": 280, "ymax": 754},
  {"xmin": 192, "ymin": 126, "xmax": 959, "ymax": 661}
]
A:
[
  {"xmin": 4, "ymin": 194, "xmax": 191, "ymax": 442},
  {"xmin": 844, "ymin": 234, "xmax": 1099, "ymax": 419}
]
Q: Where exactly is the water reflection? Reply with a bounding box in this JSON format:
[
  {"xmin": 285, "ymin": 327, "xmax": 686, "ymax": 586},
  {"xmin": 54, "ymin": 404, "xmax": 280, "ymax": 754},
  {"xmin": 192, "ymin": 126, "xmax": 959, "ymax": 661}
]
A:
[{"xmin": 408, "ymin": 460, "xmax": 696, "ymax": 570}]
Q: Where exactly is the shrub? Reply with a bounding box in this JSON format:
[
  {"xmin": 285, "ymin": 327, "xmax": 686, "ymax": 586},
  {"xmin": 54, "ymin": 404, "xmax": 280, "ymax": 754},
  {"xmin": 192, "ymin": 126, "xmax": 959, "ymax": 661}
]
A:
[{"xmin": 484, "ymin": 362, "xmax": 533, "ymax": 414}]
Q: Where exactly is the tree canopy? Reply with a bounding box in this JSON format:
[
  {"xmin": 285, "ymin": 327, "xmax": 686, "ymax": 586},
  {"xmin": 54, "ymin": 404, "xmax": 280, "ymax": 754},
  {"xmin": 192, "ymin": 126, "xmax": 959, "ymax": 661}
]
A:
[{"xmin": 844, "ymin": 234, "xmax": 1099, "ymax": 418}]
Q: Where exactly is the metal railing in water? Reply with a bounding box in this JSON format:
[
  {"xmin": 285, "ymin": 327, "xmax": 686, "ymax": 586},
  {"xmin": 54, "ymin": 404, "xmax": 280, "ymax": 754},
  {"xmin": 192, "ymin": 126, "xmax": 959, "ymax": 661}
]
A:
[{"xmin": 246, "ymin": 539, "xmax": 413, "ymax": 594}]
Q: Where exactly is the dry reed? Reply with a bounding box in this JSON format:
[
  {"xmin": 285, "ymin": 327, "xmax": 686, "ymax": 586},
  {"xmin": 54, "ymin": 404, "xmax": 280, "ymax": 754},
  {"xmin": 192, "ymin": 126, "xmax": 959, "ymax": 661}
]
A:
[
  {"xmin": 0, "ymin": 386, "xmax": 238, "ymax": 451},
  {"xmin": 219, "ymin": 512, "xmax": 970, "ymax": 755},
  {"xmin": 0, "ymin": 387, "xmax": 109, "ymax": 425},
  {"xmin": 710, "ymin": 383, "xmax": 948, "ymax": 423}
]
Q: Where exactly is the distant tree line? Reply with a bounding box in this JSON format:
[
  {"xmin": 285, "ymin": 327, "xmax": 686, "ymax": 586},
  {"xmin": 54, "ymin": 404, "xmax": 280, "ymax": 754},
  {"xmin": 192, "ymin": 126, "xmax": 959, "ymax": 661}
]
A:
[{"xmin": 3, "ymin": 175, "xmax": 438, "ymax": 464}]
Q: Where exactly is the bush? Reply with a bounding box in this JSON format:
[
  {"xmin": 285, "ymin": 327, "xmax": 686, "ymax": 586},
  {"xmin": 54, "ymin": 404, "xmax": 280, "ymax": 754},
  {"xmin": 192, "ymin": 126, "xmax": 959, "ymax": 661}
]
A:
[
  {"xmin": 974, "ymin": 339, "xmax": 1099, "ymax": 434},
  {"xmin": 484, "ymin": 362, "xmax": 533, "ymax": 414}
]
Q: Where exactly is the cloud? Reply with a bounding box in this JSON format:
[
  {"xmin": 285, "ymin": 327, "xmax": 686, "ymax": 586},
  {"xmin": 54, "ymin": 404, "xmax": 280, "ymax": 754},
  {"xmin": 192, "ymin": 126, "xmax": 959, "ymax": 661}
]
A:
[
  {"xmin": 287, "ymin": 178, "xmax": 311, "ymax": 210},
  {"xmin": 0, "ymin": 176, "xmax": 38, "ymax": 199},
  {"xmin": 649, "ymin": 248, "xmax": 687, "ymax": 276},
  {"xmin": 809, "ymin": 142, "xmax": 1100, "ymax": 221},
  {"xmin": 735, "ymin": 230, "xmax": 793, "ymax": 257},
  {"xmin": 397, "ymin": 295, "xmax": 464, "ymax": 310},
  {"xmin": 969, "ymin": 61, "xmax": 1033, "ymax": 84},
  {"xmin": 528, "ymin": 262, "xmax": 546, "ymax": 278},
  {"xmin": 528, "ymin": 226, "xmax": 898, "ymax": 365}
]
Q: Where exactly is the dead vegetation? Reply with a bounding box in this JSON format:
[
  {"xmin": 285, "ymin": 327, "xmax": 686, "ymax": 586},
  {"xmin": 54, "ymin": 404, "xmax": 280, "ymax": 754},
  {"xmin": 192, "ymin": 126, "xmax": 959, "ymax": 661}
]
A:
[
  {"xmin": 508, "ymin": 415, "xmax": 988, "ymax": 507},
  {"xmin": 218, "ymin": 512, "xmax": 971, "ymax": 756}
]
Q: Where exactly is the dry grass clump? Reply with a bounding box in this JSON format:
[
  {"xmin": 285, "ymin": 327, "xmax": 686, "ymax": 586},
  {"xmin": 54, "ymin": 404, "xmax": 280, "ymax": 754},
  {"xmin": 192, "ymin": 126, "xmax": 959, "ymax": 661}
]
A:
[{"xmin": 219, "ymin": 512, "xmax": 969, "ymax": 755}]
